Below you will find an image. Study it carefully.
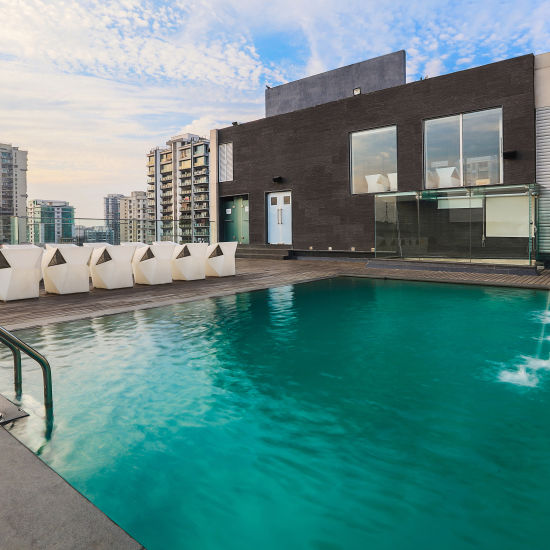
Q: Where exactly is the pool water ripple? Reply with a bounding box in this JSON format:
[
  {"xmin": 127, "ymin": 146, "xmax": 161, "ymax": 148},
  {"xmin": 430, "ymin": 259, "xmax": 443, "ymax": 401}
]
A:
[{"xmin": 1, "ymin": 278, "xmax": 550, "ymax": 549}]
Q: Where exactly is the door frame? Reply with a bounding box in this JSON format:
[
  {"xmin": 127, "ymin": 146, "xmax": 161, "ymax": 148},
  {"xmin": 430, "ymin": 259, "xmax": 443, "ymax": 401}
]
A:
[{"xmin": 265, "ymin": 189, "xmax": 293, "ymax": 246}]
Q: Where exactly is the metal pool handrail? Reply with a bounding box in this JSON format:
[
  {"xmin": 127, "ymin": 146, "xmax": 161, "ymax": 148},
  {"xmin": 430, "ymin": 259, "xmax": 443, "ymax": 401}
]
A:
[{"xmin": 0, "ymin": 325, "xmax": 53, "ymax": 428}]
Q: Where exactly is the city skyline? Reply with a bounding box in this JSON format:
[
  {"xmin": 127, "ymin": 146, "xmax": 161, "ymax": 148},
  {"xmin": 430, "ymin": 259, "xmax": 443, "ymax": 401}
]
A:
[{"xmin": 1, "ymin": 0, "xmax": 550, "ymax": 217}]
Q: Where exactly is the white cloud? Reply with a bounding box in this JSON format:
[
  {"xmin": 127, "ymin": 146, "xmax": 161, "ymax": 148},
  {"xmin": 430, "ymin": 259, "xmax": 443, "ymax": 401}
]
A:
[
  {"xmin": 424, "ymin": 58, "xmax": 445, "ymax": 78},
  {"xmin": 0, "ymin": 0, "xmax": 549, "ymax": 217}
]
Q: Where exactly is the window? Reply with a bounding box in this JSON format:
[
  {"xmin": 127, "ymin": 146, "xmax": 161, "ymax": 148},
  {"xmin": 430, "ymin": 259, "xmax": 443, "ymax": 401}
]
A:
[
  {"xmin": 219, "ymin": 142, "xmax": 233, "ymax": 182},
  {"xmin": 424, "ymin": 108, "xmax": 502, "ymax": 189},
  {"xmin": 350, "ymin": 126, "xmax": 397, "ymax": 194}
]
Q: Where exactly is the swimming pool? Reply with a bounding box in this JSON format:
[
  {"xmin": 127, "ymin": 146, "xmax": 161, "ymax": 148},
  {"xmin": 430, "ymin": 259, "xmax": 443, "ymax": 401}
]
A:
[{"xmin": 1, "ymin": 278, "xmax": 550, "ymax": 549}]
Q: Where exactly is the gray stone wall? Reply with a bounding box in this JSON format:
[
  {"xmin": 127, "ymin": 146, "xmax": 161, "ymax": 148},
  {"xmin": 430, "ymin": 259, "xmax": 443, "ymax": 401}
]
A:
[{"xmin": 265, "ymin": 51, "xmax": 406, "ymax": 117}]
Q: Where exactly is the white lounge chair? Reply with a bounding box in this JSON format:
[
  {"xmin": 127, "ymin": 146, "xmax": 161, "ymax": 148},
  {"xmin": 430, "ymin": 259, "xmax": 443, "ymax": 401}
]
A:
[
  {"xmin": 205, "ymin": 242, "xmax": 237, "ymax": 277},
  {"xmin": 90, "ymin": 244, "xmax": 136, "ymax": 289},
  {"xmin": 132, "ymin": 243, "xmax": 175, "ymax": 285},
  {"xmin": 0, "ymin": 245, "xmax": 43, "ymax": 301},
  {"xmin": 83, "ymin": 242, "xmax": 110, "ymax": 248},
  {"xmin": 171, "ymin": 243, "xmax": 208, "ymax": 281},
  {"xmin": 42, "ymin": 244, "xmax": 92, "ymax": 294}
]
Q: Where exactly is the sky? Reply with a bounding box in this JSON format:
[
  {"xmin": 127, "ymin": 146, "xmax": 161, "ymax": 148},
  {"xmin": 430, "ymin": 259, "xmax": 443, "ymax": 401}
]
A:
[{"xmin": 1, "ymin": 0, "xmax": 550, "ymax": 218}]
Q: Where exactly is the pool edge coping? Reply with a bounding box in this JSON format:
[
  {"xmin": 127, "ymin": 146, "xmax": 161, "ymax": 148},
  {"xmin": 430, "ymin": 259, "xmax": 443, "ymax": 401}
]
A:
[{"xmin": 0, "ymin": 424, "xmax": 146, "ymax": 550}]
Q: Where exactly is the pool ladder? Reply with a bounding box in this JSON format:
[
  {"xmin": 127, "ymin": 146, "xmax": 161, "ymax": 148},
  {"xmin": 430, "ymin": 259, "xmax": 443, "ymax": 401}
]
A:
[{"xmin": 0, "ymin": 325, "xmax": 53, "ymax": 432}]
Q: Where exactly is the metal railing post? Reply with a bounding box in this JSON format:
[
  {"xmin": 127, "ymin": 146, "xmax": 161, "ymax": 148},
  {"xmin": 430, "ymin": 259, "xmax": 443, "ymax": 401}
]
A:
[
  {"xmin": 0, "ymin": 337, "xmax": 22, "ymax": 398},
  {"xmin": 0, "ymin": 326, "xmax": 53, "ymax": 431}
]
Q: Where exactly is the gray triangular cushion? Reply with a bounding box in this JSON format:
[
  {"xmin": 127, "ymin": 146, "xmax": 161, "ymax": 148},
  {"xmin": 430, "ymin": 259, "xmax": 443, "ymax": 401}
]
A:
[
  {"xmin": 209, "ymin": 245, "xmax": 223, "ymax": 258},
  {"xmin": 48, "ymin": 249, "xmax": 66, "ymax": 267},
  {"xmin": 96, "ymin": 249, "xmax": 112, "ymax": 265},
  {"xmin": 140, "ymin": 247, "xmax": 155, "ymax": 261},
  {"xmin": 0, "ymin": 251, "xmax": 10, "ymax": 269},
  {"xmin": 176, "ymin": 245, "xmax": 191, "ymax": 259}
]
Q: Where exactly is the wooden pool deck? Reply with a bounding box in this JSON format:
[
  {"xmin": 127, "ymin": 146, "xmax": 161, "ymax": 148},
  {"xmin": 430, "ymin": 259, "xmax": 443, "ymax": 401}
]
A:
[{"xmin": 2, "ymin": 258, "xmax": 550, "ymax": 331}]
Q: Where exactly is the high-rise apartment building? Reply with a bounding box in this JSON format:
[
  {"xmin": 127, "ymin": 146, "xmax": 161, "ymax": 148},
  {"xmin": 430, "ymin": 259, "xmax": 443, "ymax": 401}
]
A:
[
  {"xmin": 27, "ymin": 199, "xmax": 75, "ymax": 245},
  {"xmin": 119, "ymin": 191, "xmax": 149, "ymax": 243},
  {"xmin": 0, "ymin": 143, "xmax": 28, "ymax": 243},
  {"xmin": 104, "ymin": 193, "xmax": 125, "ymax": 244},
  {"xmin": 147, "ymin": 133, "xmax": 210, "ymax": 243}
]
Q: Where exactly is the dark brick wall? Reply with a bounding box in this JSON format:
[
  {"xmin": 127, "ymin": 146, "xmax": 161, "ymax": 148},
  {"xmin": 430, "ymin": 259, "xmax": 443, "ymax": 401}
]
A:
[{"xmin": 218, "ymin": 54, "xmax": 535, "ymax": 251}]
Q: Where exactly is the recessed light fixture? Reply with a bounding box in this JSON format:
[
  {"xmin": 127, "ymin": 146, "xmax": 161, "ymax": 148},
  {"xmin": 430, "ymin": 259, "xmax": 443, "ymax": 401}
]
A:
[{"xmin": 353, "ymin": 87, "xmax": 361, "ymax": 96}]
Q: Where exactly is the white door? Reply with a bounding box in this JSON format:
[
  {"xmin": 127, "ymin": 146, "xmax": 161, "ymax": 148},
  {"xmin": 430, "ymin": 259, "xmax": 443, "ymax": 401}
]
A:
[{"xmin": 267, "ymin": 191, "xmax": 292, "ymax": 244}]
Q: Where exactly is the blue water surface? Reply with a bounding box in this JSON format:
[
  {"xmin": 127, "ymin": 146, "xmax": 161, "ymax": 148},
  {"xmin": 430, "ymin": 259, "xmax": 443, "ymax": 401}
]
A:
[{"xmin": 1, "ymin": 278, "xmax": 550, "ymax": 550}]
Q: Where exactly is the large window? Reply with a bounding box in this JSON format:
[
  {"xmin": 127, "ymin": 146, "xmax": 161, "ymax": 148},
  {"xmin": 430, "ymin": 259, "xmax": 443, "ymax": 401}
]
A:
[
  {"xmin": 350, "ymin": 126, "xmax": 397, "ymax": 194},
  {"xmin": 219, "ymin": 142, "xmax": 233, "ymax": 182},
  {"xmin": 424, "ymin": 108, "xmax": 502, "ymax": 189}
]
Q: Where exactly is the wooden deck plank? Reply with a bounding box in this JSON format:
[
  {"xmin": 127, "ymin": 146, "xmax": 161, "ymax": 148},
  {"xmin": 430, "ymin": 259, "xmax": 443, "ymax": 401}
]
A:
[{"xmin": 1, "ymin": 258, "xmax": 549, "ymax": 331}]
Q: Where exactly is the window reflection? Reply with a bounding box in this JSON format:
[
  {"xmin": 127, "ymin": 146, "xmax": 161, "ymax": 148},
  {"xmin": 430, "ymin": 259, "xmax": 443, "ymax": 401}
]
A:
[
  {"xmin": 424, "ymin": 115, "xmax": 461, "ymax": 189},
  {"xmin": 350, "ymin": 126, "xmax": 397, "ymax": 194},
  {"xmin": 424, "ymin": 108, "xmax": 502, "ymax": 189},
  {"xmin": 463, "ymin": 109, "xmax": 501, "ymax": 186}
]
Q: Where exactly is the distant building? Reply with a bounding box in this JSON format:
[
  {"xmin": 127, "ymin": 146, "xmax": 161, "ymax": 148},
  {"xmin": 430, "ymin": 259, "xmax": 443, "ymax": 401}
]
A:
[
  {"xmin": 27, "ymin": 199, "xmax": 75, "ymax": 245},
  {"xmin": 74, "ymin": 225, "xmax": 114, "ymax": 245},
  {"xmin": 0, "ymin": 143, "xmax": 28, "ymax": 243},
  {"xmin": 119, "ymin": 191, "xmax": 149, "ymax": 243},
  {"xmin": 82, "ymin": 225, "xmax": 114, "ymax": 245},
  {"xmin": 147, "ymin": 133, "xmax": 210, "ymax": 243},
  {"xmin": 104, "ymin": 193, "xmax": 125, "ymax": 244}
]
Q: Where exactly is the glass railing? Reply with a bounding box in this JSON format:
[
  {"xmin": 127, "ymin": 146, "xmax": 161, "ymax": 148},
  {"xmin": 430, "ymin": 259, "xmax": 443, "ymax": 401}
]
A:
[
  {"xmin": 1, "ymin": 216, "xmax": 212, "ymax": 246},
  {"xmin": 374, "ymin": 184, "xmax": 537, "ymax": 265}
]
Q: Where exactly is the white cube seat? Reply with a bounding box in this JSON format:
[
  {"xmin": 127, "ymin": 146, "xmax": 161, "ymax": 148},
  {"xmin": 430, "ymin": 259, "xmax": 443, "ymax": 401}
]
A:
[
  {"xmin": 205, "ymin": 242, "xmax": 237, "ymax": 277},
  {"xmin": 90, "ymin": 245, "xmax": 136, "ymax": 290},
  {"xmin": 0, "ymin": 245, "xmax": 43, "ymax": 301},
  {"xmin": 42, "ymin": 245, "xmax": 92, "ymax": 294},
  {"xmin": 132, "ymin": 243, "xmax": 175, "ymax": 285},
  {"xmin": 171, "ymin": 243, "xmax": 207, "ymax": 281},
  {"xmin": 83, "ymin": 242, "xmax": 110, "ymax": 248}
]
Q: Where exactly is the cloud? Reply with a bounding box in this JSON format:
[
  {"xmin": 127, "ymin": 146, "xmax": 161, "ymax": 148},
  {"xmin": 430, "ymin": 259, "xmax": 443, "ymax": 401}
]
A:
[{"xmin": 0, "ymin": 0, "xmax": 549, "ymax": 217}]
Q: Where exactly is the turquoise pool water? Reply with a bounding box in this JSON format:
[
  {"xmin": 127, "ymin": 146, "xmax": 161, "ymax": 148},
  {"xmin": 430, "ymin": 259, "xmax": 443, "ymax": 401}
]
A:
[{"xmin": 1, "ymin": 278, "xmax": 550, "ymax": 549}]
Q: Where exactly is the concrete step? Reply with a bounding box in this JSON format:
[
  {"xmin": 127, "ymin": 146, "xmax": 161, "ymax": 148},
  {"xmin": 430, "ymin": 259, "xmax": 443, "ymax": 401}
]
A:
[{"xmin": 365, "ymin": 258, "xmax": 539, "ymax": 276}]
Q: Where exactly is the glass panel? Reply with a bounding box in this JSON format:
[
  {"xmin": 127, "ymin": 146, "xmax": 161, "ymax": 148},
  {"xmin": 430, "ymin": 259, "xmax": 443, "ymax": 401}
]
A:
[
  {"xmin": 283, "ymin": 196, "xmax": 290, "ymax": 204},
  {"xmin": 463, "ymin": 108, "xmax": 502, "ymax": 187},
  {"xmin": 375, "ymin": 186, "xmax": 534, "ymax": 264},
  {"xmin": 419, "ymin": 189, "xmax": 473, "ymax": 259},
  {"xmin": 471, "ymin": 195, "xmax": 532, "ymax": 262},
  {"xmin": 351, "ymin": 126, "xmax": 397, "ymax": 194},
  {"xmin": 271, "ymin": 197, "xmax": 277, "ymax": 205},
  {"xmin": 424, "ymin": 116, "xmax": 461, "ymax": 189}
]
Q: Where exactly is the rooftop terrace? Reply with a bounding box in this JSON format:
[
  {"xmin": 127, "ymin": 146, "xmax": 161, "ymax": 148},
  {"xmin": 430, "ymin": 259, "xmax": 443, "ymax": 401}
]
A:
[{"xmin": 2, "ymin": 258, "xmax": 550, "ymax": 331}]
